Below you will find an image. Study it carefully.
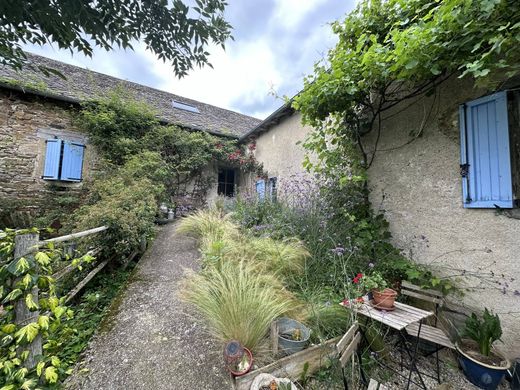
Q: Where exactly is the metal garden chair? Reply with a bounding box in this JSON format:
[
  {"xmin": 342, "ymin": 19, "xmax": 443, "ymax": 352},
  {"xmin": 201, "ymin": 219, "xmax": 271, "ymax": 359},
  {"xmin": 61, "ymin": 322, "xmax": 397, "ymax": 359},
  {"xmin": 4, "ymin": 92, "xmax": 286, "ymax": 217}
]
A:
[{"xmin": 401, "ymin": 281, "xmax": 455, "ymax": 383}]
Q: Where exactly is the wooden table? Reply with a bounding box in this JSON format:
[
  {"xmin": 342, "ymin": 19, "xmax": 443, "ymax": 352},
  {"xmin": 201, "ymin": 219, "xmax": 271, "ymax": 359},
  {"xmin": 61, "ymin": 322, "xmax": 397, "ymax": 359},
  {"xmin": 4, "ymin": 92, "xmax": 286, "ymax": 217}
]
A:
[{"xmin": 341, "ymin": 298, "xmax": 434, "ymax": 389}]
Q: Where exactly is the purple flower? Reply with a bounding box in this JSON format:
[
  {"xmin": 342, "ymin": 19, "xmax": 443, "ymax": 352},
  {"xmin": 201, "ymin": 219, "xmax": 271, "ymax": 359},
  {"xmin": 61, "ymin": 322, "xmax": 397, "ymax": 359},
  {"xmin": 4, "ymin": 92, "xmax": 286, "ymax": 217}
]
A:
[{"xmin": 331, "ymin": 246, "xmax": 345, "ymax": 256}]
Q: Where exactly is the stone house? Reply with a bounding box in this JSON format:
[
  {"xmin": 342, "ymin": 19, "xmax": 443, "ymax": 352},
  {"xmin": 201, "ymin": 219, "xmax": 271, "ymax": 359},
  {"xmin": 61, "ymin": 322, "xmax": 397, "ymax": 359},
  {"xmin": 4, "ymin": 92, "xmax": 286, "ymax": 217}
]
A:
[
  {"xmin": 0, "ymin": 53, "xmax": 260, "ymax": 224},
  {"xmin": 3, "ymin": 54, "xmax": 519, "ymax": 355},
  {"xmin": 242, "ymin": 75, "xmax": 520, "ymax": 357}
]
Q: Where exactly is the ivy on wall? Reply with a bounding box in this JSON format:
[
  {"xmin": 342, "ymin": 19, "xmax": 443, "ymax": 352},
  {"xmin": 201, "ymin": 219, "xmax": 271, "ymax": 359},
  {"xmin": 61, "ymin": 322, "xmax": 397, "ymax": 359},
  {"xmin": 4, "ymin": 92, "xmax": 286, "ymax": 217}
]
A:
[{"xmin": 68, "ymin": 89, "xmax": 264, "ymax": 258}]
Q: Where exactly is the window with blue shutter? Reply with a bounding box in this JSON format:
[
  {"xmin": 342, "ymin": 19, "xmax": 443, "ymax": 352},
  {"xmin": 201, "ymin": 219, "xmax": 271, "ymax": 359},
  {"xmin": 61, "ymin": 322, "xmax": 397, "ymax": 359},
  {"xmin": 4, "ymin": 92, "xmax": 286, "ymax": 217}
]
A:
[
  {"xmin": 42, "ymin": 139, "xmax": 62, "ymax": 180},
  {"xmin": 42, "ymin": 138, "xmax": 85, "ymax": 182},
  {"xmin": 268, "ymin": 177, "xmax": 277, "ymax": 201},
  {"xmin": 61, "ymin": 142, "xmax": 85, "ymax": 182},
  {"xmin": 459, "ymin": 91, "xmax": 514, "ymax": 208},
  {"xmin": 256, "ymin": 179, "xmax": 266, "ymax": 200}
]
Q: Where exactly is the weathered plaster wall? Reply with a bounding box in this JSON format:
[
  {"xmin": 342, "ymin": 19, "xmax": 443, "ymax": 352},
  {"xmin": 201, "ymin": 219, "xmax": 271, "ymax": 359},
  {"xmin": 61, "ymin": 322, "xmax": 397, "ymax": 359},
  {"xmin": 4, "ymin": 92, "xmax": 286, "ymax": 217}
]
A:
[
  {"xmin": 240, "ymin": 112, "xmax": 313, "ymax": 192},
  {"xmin": 365, "ymin": 76, "xmax": 520, "ymax": 357},
  {"xmin": 0, "ymin": 89, "xmax": 96, "ymax": 210}
]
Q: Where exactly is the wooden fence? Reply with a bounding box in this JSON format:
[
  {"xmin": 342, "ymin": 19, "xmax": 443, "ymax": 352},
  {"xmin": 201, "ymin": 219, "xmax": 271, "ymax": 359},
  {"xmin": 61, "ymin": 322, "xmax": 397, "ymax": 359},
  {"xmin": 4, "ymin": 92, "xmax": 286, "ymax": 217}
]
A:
[{"xmin": 12, "ymin": 226, "xmax": 111, "ymax": 369}]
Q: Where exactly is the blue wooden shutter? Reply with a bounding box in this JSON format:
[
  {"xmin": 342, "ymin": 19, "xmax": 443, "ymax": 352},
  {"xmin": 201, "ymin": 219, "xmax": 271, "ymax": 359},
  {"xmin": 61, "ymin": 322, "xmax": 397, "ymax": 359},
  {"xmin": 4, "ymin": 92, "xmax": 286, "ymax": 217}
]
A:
[
  {"xmin": 268, "ymin": 177, "xmax": 277, "ymax": 200},
  {"xmin": 459, "ymin": 91, "xmax": 513, "ymax": 208},
  {"xmin": 256, "ymin": 179, "xmax": 265, "ymax": 200},
  {"xmin": 61, "ymin": 141, "xmax": 85, "ymax": 182},
  {"xmin": 42, "ymin": 139, "xmax": 62, "ymax": 180}
]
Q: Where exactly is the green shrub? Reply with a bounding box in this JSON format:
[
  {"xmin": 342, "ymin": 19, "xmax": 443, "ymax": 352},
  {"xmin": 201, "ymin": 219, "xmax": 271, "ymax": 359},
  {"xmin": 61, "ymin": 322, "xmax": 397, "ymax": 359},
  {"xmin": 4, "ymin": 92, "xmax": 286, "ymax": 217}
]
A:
[
  {"xmin": 72, "ymin": 176, "xmax": 161, "ymax": 259},
  {"xmin": 180, "ymin": 260, "xmax": 294, "ymax": 353}
]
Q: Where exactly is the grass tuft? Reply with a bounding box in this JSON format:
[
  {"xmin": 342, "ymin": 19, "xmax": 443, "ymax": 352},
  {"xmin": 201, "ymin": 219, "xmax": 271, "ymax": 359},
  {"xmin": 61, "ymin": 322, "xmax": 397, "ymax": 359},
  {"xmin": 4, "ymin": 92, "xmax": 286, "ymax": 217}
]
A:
[{"xmin": 180, "ymin": 260, "xmax": 293, "ymax": 353}]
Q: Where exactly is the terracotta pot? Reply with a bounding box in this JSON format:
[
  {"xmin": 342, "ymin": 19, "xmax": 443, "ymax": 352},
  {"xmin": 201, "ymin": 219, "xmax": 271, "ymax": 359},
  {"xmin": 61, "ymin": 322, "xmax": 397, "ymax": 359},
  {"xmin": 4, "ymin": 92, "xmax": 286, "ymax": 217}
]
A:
[{"xmin": 372, "ymin": 288, "xmax": 397, "ymax": 309}]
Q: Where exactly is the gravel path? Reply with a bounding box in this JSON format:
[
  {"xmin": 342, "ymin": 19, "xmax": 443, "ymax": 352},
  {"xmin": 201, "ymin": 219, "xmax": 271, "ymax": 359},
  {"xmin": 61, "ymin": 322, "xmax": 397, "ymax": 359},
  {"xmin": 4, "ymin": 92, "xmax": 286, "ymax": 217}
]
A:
[{"xmin": 65, "ymin": 222, "xmax": 231, "ymax": 390}]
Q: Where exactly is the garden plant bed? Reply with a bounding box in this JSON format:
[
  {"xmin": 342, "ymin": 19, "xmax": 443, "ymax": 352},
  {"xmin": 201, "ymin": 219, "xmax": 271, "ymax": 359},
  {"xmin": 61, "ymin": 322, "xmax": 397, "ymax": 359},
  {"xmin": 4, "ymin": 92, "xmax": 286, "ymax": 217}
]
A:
[{"xmin": 234, "ymin": 337, "xmax": 340, "ymax": 390}]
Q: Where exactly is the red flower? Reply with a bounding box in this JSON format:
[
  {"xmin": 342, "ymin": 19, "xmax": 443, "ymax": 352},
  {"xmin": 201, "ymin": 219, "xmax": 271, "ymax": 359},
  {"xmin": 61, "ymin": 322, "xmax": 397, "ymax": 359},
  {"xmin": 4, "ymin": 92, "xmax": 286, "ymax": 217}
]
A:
[
  {"xmin": 353, "ymin": 273, "xmax": 363, "ymax": 284},
  {"xmin": 356, "ymin": 297, "xmax": 365, "ymax": 303}
]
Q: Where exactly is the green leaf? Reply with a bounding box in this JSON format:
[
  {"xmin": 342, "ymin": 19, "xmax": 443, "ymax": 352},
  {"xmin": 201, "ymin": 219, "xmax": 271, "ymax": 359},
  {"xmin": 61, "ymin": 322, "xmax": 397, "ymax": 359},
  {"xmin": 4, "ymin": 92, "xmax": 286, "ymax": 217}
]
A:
[
  {"xmin": 45, "ymin": 366, "xmax": 58, "ymax": 383},
  {"xmin": 405, "ymin": 59, "xmax": 419, "ymax": 70},
  {"xmin": 50, "ymin": 356, "xmax": 60, "ymax": 367},
  {"xmin": 25, "ymin": 293, "xmax": 39, "ymax": 310},
  {"xmin": 38, "ymin": 315, "xmax": 49, "ymax": 330},
  {"xmin": 2, "ymin": 289, "xmax": 22, "ymax": 303},
  {"xmin": 1, "ymin": 324, "xmax": 16, "ymax": 334},
  {"xmin": 36, "ymin": 361, "xmax": 45, "ymax": 376},
  {"xmin": 20, "ymin": 379, "xmax": 37, "ymax": 390},
  {"xmin": 35, "ymin": 251, "xmax": 50, "ymax": 266},
  {"xmin": 14, "ymin": 322, "xmax": 39, "ymax": 343}
]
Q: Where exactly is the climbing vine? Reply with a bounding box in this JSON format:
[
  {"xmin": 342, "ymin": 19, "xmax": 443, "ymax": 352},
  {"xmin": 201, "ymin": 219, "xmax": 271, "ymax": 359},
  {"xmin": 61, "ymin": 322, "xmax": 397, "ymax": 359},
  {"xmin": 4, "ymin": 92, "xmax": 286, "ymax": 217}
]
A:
[
  {"xmin": 0, "ymin": 228, "xmax": 93, "ymax": 389},
  {"xmin": 67, "ymin": 89, "xmax": 263, "ymax": 258},
  {"xmin": 292, "ymin": 0, "xmax": 520, "ymax": 297},
  {"xmin": 294, "ymin": 0, "xmax": 520, "ymax": 174}
]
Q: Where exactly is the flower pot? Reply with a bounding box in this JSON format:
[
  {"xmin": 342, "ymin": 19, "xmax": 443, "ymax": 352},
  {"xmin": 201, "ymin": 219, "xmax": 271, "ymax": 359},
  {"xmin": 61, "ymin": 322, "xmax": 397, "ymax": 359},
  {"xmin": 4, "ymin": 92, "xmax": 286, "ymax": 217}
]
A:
[
  {"xmin": 228, "ymin": 347, "xmax": 253, "ymax": 377},
  {"xmin": 372, "ymin": 288, "xmax": 397, "ymax": 309},
  {"xmin": 277, "ymin": 317, "xmax": 310, "ymax": 356},
  {"xmin": 456, "ymin": 341, "xmax": 511, "ymax": 390}
]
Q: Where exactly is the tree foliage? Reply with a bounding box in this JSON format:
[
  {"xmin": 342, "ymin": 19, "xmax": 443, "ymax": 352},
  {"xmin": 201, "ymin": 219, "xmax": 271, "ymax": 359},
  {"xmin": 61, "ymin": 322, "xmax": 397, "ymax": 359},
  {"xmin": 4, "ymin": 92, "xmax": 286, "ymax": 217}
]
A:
[
  {"xmin": 294, "ymin": 0, "xmax": 520, "ymax": 176},
  {"xmin": 0, "ymin": 0, "xmax": 232, "ymax": 77}
]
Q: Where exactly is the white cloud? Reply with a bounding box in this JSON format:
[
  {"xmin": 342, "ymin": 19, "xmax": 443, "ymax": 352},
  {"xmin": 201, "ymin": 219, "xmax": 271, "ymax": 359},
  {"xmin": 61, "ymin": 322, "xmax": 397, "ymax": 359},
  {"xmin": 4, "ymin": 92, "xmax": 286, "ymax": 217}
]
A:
[
  {"xmin": 150, "ymin": 40, "xmax": 283, "ymax": 119},
  {"xmin": 272, "ymin": 0, "xmax": 330, "ymax": 29},
  {"xmin": 19, "ymin": 1, "xmax": 356, "ymax": 119}
]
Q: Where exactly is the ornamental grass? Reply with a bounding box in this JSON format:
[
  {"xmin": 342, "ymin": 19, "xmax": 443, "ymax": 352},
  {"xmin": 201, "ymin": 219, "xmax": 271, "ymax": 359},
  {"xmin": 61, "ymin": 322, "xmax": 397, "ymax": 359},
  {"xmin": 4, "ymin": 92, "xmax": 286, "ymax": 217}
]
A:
[
  {"xmin": 179, "ymin": 259, "xmax": 294, "ymax": 353},
  {"xmin": 176, "ymin": 209, "xmax": 239, "ymax": 242},
  {"xmin": 228, "ymin": 236, "xmax": 309, "ymax": 282}
]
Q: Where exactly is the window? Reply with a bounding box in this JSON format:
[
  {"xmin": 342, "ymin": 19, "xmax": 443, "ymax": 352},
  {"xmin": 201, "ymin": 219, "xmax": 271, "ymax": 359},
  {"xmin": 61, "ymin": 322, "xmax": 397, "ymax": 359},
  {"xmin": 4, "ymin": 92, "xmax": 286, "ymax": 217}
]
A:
[
  {"xmin": 255, "ymin": 179, "xmax": 265, "ymax": 200},
  {"xmin": 218, "ymin": 168, "xmax": 236, "ymax": 197},
  {"xmin": 171, "ymin": 100, "xmax": 200, "ymax": 113},
  {"xmin": 43, "ymin": 139, "xmax": 85, "ymax": 182},
  {"xmin": 268, "ymin": 177, "xmax": 277, "ymax": 201},
  {"xmin": 459, "ymin": 91, "xmax": 516, "ymax": 208},
  {"xmin": 255, "ymin": 177, "xmax": 277, "ymax": 201}
]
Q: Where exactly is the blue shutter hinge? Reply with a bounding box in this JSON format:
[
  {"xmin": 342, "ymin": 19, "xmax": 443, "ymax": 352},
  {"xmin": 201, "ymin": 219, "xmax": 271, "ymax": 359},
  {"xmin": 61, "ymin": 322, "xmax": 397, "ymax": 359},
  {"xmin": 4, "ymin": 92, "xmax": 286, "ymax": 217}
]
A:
[{"xmin": 459, "ymin": 163, "xmax": 469, "ymax": 178}]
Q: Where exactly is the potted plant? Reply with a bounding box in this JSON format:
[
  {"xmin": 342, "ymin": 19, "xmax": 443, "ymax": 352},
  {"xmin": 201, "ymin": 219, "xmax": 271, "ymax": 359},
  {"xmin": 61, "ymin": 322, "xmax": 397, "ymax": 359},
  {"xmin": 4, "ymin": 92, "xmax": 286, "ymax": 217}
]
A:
[
  {"xmin": 456, "ymin": 308, "xmax": 511, "ymax": 390},
  {"xmin": 277, "ymin": 317, "xmax": 311, "ymax": 355},
  {"xmin": 223, "ymin": 340, "xmax": 254, "ymax": 377},
  {"xmin": 355, "ymin": 272, "xmax": 397, "ymax": 310}
]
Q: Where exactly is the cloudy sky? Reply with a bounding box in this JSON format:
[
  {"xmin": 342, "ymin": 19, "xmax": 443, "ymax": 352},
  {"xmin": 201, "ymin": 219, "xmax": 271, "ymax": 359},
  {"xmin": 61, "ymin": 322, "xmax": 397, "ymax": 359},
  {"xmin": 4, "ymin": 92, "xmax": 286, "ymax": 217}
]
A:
[{"xmin": 23, "ymin": 1, "xmax": 356, "ymax": 119}]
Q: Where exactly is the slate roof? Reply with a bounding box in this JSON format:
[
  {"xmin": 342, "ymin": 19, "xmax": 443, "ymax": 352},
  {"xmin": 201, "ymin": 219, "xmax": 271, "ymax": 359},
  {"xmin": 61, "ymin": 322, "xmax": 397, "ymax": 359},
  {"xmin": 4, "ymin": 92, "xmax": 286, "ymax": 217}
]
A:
[{"xmin": 0, "ymin": 53, "xmax": 261, "ymax": 137}]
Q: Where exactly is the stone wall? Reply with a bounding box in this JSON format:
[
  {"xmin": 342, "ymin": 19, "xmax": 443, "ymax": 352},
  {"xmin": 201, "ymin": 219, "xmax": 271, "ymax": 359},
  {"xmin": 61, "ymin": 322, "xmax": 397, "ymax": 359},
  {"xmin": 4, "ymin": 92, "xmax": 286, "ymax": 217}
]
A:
[
  {"xmin": 0, "ymin": 88, "xmax": 97, "ymax": 219},
  {"xmin": 365, "ymin": 75, "xmax": 520, "ymax": 358},
  {"xmin": 239, "ymin": 111, "xmax": 314, "ymax": 194}
]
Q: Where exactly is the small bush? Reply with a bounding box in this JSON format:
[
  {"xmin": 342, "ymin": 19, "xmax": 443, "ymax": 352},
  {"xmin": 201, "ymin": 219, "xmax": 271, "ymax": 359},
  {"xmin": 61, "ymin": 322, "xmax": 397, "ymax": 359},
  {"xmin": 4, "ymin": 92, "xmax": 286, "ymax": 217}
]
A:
[
  {"xmin": 72, "ymin": 176, "xmax": 161, "ymax": 259},
  {"xmin": 180, "ymin": 260, "xmax": 294, "ymax": 352}
]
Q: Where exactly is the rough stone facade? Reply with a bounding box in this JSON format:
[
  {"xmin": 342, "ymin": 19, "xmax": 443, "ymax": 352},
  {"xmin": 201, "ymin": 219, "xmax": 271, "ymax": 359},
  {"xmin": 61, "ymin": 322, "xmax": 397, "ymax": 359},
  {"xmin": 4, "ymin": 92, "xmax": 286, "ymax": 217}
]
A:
[
  {"xmin": 0, "ymin": 88, "xmax": 96, "ymax": 216},
  {"xmin": 364, "ymin": 75, "xmax": 520, "ymax": 358}
]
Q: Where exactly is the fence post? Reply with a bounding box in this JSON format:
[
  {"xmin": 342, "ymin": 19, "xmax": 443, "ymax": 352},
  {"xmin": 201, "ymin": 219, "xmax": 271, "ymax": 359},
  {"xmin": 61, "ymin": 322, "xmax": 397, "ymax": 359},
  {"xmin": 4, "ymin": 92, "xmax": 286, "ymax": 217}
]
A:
[{"xmin": 14, "ymin": 233, "xmax": 42, "ymax": 369}]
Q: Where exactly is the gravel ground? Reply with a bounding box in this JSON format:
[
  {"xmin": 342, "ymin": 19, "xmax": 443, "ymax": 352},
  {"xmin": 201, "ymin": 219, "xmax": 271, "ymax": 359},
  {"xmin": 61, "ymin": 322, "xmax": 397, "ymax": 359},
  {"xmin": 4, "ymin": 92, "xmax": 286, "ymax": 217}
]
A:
[
  {"xmin": 375, "ymin": 347, "xmax": 510, "ymax": 390},
  {"xmin": 65, "ymin": 222, "xmax": 231, "ymax": 390}
]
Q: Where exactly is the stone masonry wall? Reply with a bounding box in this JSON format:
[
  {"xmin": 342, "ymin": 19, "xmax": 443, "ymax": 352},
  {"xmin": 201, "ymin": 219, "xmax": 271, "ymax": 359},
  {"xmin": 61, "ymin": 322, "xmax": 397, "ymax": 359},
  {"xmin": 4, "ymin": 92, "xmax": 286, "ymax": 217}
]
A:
[{"xmin": 0, "ymin": 88, "xmax": 96, "ymax": 215}]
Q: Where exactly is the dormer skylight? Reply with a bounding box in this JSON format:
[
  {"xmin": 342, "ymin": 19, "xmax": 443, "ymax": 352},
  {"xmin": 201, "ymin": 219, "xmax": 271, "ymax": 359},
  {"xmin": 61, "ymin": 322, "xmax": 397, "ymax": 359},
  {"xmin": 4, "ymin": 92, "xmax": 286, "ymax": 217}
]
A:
[{"xmin": 172, "ymin": 100, "xmax": 200, "ymax": 113}]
